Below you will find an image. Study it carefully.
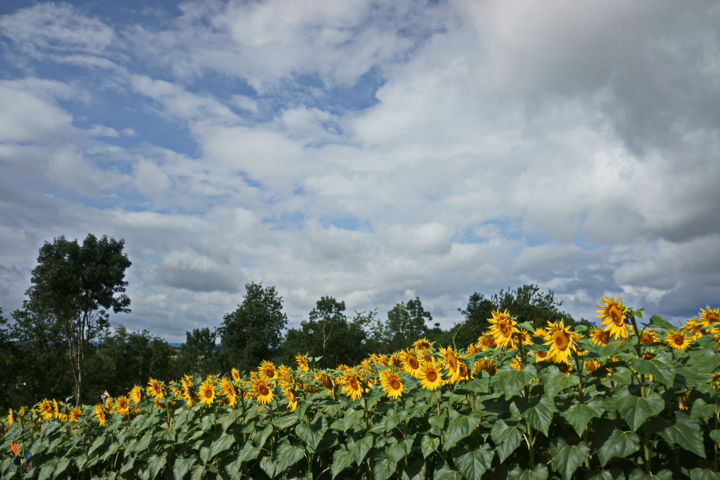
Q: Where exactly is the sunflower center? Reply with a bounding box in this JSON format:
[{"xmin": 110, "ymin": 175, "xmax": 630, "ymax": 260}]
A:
[
  {"xmin": 499, "ymin": 320, "xmax": 513, "ymax": 336},
  {"xmin": 390, "ymin": 379, "xmax": 401, "ymax": 390},
  {"xmin": 259, "ymin": 385, "xmax": 270, "ymax": 396},
  {"xmin": 609, "ymin": 306, "xmax": 624, "ymax": 326},
  {"xmin": 674, "ymin": 336, "xmax": 684, "ymax": 346},
  {"xmin": 427, "ymin": 370, "xmax": 437, "ymax": 382},
  {"xmin": 408, "ymin": 357, "xmax": 419, "ymax": 369},
  {"xmin": 553, "ymin": 332, "xmax": 570, "ymax": 350}
]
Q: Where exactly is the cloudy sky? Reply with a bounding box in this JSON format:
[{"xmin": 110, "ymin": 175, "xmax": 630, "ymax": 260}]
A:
[{"xmin": 1, "ymin": 0, "xmax": 719, "ymax": 342}]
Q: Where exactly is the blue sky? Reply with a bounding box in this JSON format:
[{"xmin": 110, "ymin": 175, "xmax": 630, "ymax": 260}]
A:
[{"xmin": 1, "ymin": 0, "xmax": 719, "ymax": 341}]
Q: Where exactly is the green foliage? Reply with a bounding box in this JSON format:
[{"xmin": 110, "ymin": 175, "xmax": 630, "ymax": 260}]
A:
[{"xmin": 384, "ymin": 297, "xmax": 432, "ymax": 352}]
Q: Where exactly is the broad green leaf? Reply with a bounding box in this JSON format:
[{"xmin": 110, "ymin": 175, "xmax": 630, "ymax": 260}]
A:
[
  {"xmin": 256, "ymin": 423, "xmax": 273, "ymax": 449},
  {"xmin": 542, "ymin": 366, "xmax": 579, "ymax": 397},
  {"xmin": 491, "ymin": 420, "xmax": 523, "ymax": 463},
  {"xmin": 629, "ymin": 355, "xmax": 675, "ymax": 386},
  {"xmin": 274, "ymin": 441, "xmax": 305, "ymax": 474},
  {"xmin": 173, "ymin": 456, "xmax": 195, "ymax": 480},
  {"xmin": 259, "ymin": 455, "xmax": 276, "ymax": 478},
  {"xmin": 420, "ymin": 435, "xmax": 440, "ymax": 458},
  {"xmin": 561, "ymin": 400, "xmax": 604, "ymax": 436},
  {"xmin": 387, "ymin": 441, "xmax": 407, "ymax": 463},
  {"xmin": 332, "ymin": 447, "xmax": 354, "ymax": 479},
  {"xmin": 658, "ymin": 413, "xmax": 706, "ymax": 458},
  {"xmin": 457, "ymin": 378, "xmax": 489, "ymax": 394},
  {"xmin": 690, "ymin": 468, "xmax": 720, "ymax": 480},
  {"xmin": 400, "ymin": 458, "xmax": 426, "ymax": 480},
  {"xmin": 514, "ymin": 395, "xmax": 556, "ymax": 437},
  {"xmin": 549, "ymin": 438, "xmax": 589, "ymax": 480},
  {"xmin": 88, "ymin": 435, "xmax": 107, "ymax": 457},
  {"xmin": 710, "ymin": 429, "xmax": 720, "ymax": 444},
  {"xmin": 508, "ymin": 463, "xmax": 549, "ymax": 480},
  {"xmin": 495, "ymin": 367, "xmax": 537, "ymax": 398},
  {"xmin": 273, "ymin": 413, "xmax": 299, "ymax": 430},
  {"xmin": 236, "ymin": 443, "xmax": 260, "ymax": 464},
  {"xmin": 147, "ymin": 453, "xmax": 166, "ymax": 480},
  {"xmin": 444, "ymin": 412, "xmax": 483, "ymax": 449},
  {"xmin": 434, "ymin": 462, "xmax": 462, "ymax": 480},
  {"xmin": 55, "ymin": 457, "xmax": 72, "ymax": 477},
  {"xmin": 649, "ymin": 315, "xmax": 675, "ymax": 330},
  {"xmin": 453, "ymin": 444, "xmax": 494, "ymax": 479},
  {"xmin": 351, "ymin": 435, "xmax": 374, "ymax": 465},
  {"xmin": 617, "ymin": 393, "xmax": 664, "ymax": 431},
  {"xmin": 428, "ymin": 412, "xmax": 448, "ymax": 430},
  {"xmin": 372, "ymin": 450, "xmax": 397, "ymax": 480},
  {"xmin": 597, "ymin": 430, "xmax": 640, "ymax": 466},
  {"xmin": 209, "ymin": 433, "xmax": 235, "ymax": 460},
  {"xmin": 296, "ymin": 421, "xmax": 324, "ymax": 452}
]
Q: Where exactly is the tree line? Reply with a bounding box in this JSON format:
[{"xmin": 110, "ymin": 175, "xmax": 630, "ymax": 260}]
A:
[{"xmin": 0, "ymin": 234, "xmax": 587, "ymax": 410}]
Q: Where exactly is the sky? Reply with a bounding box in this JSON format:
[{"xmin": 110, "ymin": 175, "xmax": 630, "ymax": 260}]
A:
[{"xmin": 1, "ymin": 0, "xmax": 719, "ymax": 343}]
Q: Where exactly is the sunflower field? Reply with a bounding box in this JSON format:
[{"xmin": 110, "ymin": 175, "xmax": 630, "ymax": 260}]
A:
[{"xmin": 3, "ymin": 299, "xmax": 720, "ymax": 479}]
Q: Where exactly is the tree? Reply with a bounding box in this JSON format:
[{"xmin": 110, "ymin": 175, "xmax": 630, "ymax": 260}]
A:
[
  {"xmin": 178, "ymin": 327, "xmax": 217, "ymax": 376},
  {"xmin": 21, "ymin": 234, "xmax": 131, "ymax": 405},
  {"xmin": 385, "ymin": 297, "xmax": 432, "ymax": 351},
  {"xmin": 451, "ymin": 292, "xmax": 496, "ymax": 348},
  {"xmin": 218, "ymin": 283, "xmax": 287, "ymax": 373}
]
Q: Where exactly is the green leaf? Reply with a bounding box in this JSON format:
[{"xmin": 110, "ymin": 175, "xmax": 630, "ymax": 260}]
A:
[
  {"xmin": 55, "ymin": 457, "xmax": 72, "ymax": 477},
  {"xmin": 88, "ymin": 435, "xmax": 107, "ymax": 457},
  {"xmin": 428, "ymin": 411, "xmax": 448, "ymax": 430},
  {"xmin": 690, "ymin": 468, "xmax": 720, "ymax": 480},
  {"xmin": 387, "ymin": 441, "xmax": 407, "ymax": 463},
  {"xmin": 420, "ymin": 435, "xmax": 440, "ymax": 458},
  {"xmin": 147, "ymin": 453, "xmax": 167, "ymax": 480},
  {"xmin": 491, "ymin": 420, "xmax": 523, "ymax": 463},
  {"xmin": 597, "ymin": 430, "xmax": 640, "ymax": 467},
  {"xmin": 236, "ymin": 443, "xmax": 260, "ymax": 464},
  {"xmin": 457, "ymin": 378, "xmax": 489, "ymax": 393},
  {"xmin": 542, "ymin": 366, "xmax": 579, "ymax": 397},
  {"xmin": 561, "ymin": 400, "xmax": 604, "ymax": 436},
  {"xmin": 629, "ymin": 355, "xmax": 675, "ymax": 386},
  {"xmin": 332, "ymin": 447, "xmax": 354, "ymax": 479},
  {"xmin": 649, "ymin": 315, "xmax": 675, "ymax": 330},
  {"xmin": 259, "ymin": 454, "xmax": 276, "ymax": 478},
  {"xmin": 514, "ymin": 395, "xmax": 556, "ymax": 437},
  {"xmin": 173, "ymin": 456, "xmax": 195, "ymax": 480},
  {"xmin": 190, "ymin": 464, "xmax": 204, "ymax": 480},
  {"xmin": 351, "ymin": 435, "xmax": 374, "ymax": 465},
  {"xmin": 273, "ymin": 413, "xmax": 299, "ymax": 430},
  {"xmin": 658, "ymin": 413, "xmax": 706, "ymax": 458},
  {"xmin": 400, "ymin": 458, "xmax": 426, "ymax": 480},
  {"xmin": 434, "ymin": 462, "xmax": 462, "ymax": 480},
  {"xmin": 274, "ymin": 441, "xmax": 305, "ymax": 474},
  {"xmin": 256, "ymin": 423, "xmax": 273, "ymax": 449},
  {"xmin": 495, "ymin": 367, "xmax": 537, "ymax": 398},
  {"xmin": 209, "ymin": 433, "xmax": 236, "ymax": 460},
  {"xmin": 617, "ymin": 393, "xmax": 664, "ymax": 431},
  {"xmin": 444, "ymin": 412, "xmax": 483, "ymax": 449},
  {"xmin": 710, "ymin": 429, "xmax": 720, "ymax": 444},
  {"xmin": 550, "ymin": 438, "xmax": 590, "ymax": 480},
  {"xmin": 453, "ymin": 444, "xmax": 494, "ymax": 479},
  {"xmin": 296, "ymin": 421, "xmax": 324, "ymax": 452},
  {"xmin": 372, "ymin": 450, "xmax": 397, "ymax": 480},
  {"xmin": 508, "ymin": 463, "xmax": 549, "ymax": 480}
]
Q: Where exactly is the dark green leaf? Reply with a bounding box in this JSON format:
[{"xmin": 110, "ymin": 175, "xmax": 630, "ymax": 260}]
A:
[
  {"xmin": 274, "ymin": 441, "xmax": 305, "ymax": 474},
  {"xmin": 658, "ymin": 413, "xmax": 706, "ymax": 458},
  {"xmin": 542, "ymin": 366, "xmax": 579, "ymax": 397},
  {"xmin": 690, "ymin": 468, "xmax": 720, "ymax": 480},
  {"xmin": 491, "ymin": 420, "xmax": 523, "ymax": 463},
  {"xmin": 259, "ymin": 455, "xmax": 276, "ymax": 478},
  {"xmin": 561, "ymin": 400, "xmax": 604, "ymax": 436},
  {"xmin": 236, "ymin": 443, "xmax": 260, "ymax": 464},
  {"xmin": 453, "ymin": 444, "xmax": 494, "ymax": 479},
  {"xmin": 508, "ymin": 463, "xmax": 549, "ymax": 480},
  {"xmin": 710, "ymin": 429, "xmax": 720, "ymax": 444},
  {"xmin": 351, "ymin": 435, "xmax": 374, "ymax": 465},
  {"xmin": 597, "ymin": 430, "xmax": 640, "ymax": 466},
  {"xmin": 296, "ymin": 421, "xmax": 324, "ymax": 452},
  {"xmin": 629, "ymin": 355, "xmax": 675, "ymax": 386},
  {"xmin": 332, "ymin": 447, "xmax": 354, "ymax": 479},
  {"xmin": 617, "ymin": 393, "xmax": 664, "ymax": 431},
  {"xmin": 209, "ymin": 433, "xmax": 235, "ymax": 460},
  {"xmin": 372, "ymin": 450, "xmax": 397, "ymax": 480},
  {"xmin": 549, "ymin": 438, "xmax": 589, "ymax": 480},
  {"xmin": 514, "ymin": 395, "xmax": 556, "ymax": 437},
  {"xmin": 649, "ymin": 315, "xmax": 675, "ymax": 330},
  {"xmin": 273, "ymin": 413, "xmax": 299, "ymax": 430},
  {"xmin": 495, "ymin": 367, "xmax": 537, "ymax": 398},
  {"xmin": 421, "ymin": 435, "xmax": 440, "ymax": 458},
  {"xmin": 434, "ymin": 462, "xmax": 463, "ymax": 480},
  {"xmin": 173, "ymin": 456, "xmax": 195, "ymax": 480},
  {"xmin": 444, "ymin": 412, "xmax": 483, "ymax": 449},
  {"xmin": 147, "ymin": 453, "xmax": 166, "ymax": 480}
]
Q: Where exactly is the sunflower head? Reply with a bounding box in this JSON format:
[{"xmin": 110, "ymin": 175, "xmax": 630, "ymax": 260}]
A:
[
  {"xmin": 315, "ymin": 372, "xmax": 335, "ymax": 394},
  {"xmin": 147, "ymin": 378, "xmax": 165, "ymax": 399},
  {"xmin": 474, "ymin": 358, "xmax": 498, "ymax": 376},
  {"xmin": 115, "ymin": 396, "xmax": 130, "ymax": 416},
  {"xmin": 199, "ymin": 379, "xmax": 216, "ymax": 405},
  {"xmin": 252, "ymin": 378, "xmax": 274, "ymax": 405},
  {"xmin": 709, "ymin": 372, "xmax": 720, "ymax": 391},
  {"xmin": 584, "ymin": 359, "xmax": 602, "ymax": 373},
  {"xmin": 258, "ymin": 360, "xmax": 276, "ymax": 381},
  {"xmin": 545, "ymin": 320, "xmax": 578, "ymax": 365},
  {"xmin": 283, "ymin": 388, "xmax": 298, "ymax": 412},
  {"xmin": 231, "ymin": 368, "xmax": 241, "ymax": 382},
  {"xmin": 639, "ymin": 329, "xmax": 659, "ymax": 345},
  {"xmin": 413, "ymin": 338, "xmax": 433, "ymax": 352},
  {"xmin": 69, "ymin": 408, "xmax": 82, "ymax": 423},
  {"xmin": 401, "ymin": 350, "xmax": 423, "ymax": 377},
  {"xmin": 419, "ymin": 362, "xmax": 443, "ymax": 391},
  {"xmin": 596, "ymin": 296, "xmax": 629, "ymax": 339},
  {"xmin": 487, "ymin": 309, "xmax": 519, "ymax": 349},
  {"xmin": 295, "ymin": 354, "xmax": 310, "ymax": 372},
  {"xmin": 379, "ymin": 369, "xmax": 404, "ymax": 400},
  {"xmin": 700, "ymin": 306, "xmax": 720, "ymax": 326},
  {"xmin": 476, "ymin": 334, "xmax": 497, "ymax": 351},
  {"xmin": 128, "ymin": 385, "xmax": 142, "ymax": 404},
  {"xmin": 220, "ymin": 378, "xmax": 237, "ymax": 407},
  {"xmin": 94, "ymin": 404, "xmax": 106, "ymax": 427},
  {"xmin": 666, "ymin": 331, "xmax": 692, "ymax": 350},
  {"xmin": 589, "ymin": 327, "xmax": 611, "ymax": 346},
  {"xmin": 533, "ymin": 350, "xmax": 550, "ymax": 363},
  {"xmin": 339, "ymin": 372, "xmax": 363, "ymax": 400}
]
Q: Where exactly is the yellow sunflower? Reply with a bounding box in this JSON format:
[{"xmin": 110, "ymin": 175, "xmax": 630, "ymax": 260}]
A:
[
  {"xmin": 584, "ymin": 359, "xmax": 602, "ymax": 373},
  {"xmin": 709, "ymin": 372, "xmax": 720, "ymax": 391},
  {"xmin": 128, "ymin": 385, "xmax": 142, "ymax": 404},
  {"xmin": 677, "ymin": 391, "xmax": 691, "ymax": 410},
  {"xmin": 231, "ymin": 368, "xmax": 241, "ymax": 382},
  {"xmin": 534, "ymin": 328, "xmax": 548, "ymax": 340},
  {"xmin": 533, "ymin": 350, "xmax": 550, "ymax": 363},
  {"xmin": 379, "ymin": 369, "xmax": 404, "ymax": 400},
  {"xmin": 94, "ymin": 404, "xmax": 106, "ymax": 427},
  {"xmin": 588, "ymin": 327, "xmax": 610, "ymax": 346},
  {"xmin": 474, "ymin": 358, "xmax": 498, "ymax": 376},
  {"xmin": 69, "ymin": 408, "xmax": 82, "ymax": 423},
  {"xmin": 316, "ymin": 372, "xmax": 335, "ymax": 394},
  {"xmin": 199, "ymin": 379, "xmax": 216, "ymax": 405},
  {"xmin": 220, "ymin": 378, "xmax": 237, "ymax": 407},
  {"xmin": 700, "ymin": 306, "xmax": 720, "ymax": 326},
  {"xmin": 666, "ymin": 331, "xmax": 692, "ymax": 350},
  {"xmin": 6, "ymin": 408, "xmax": 13, "ymax": 426},
  {"xmin": 487, "ymin": 310, "xmax": 519, "ymax": 349},
  {"xmin": 284, "ymin": 388, "xmax": 298, "ymax": 412},
  {"xmin": 258, "ymin": 360, "xmax": 276, "ymax": 381},
  {"xmin": 545, "ymin": 320, "xmax": 579, "ymax": 365},
  {"xmin": 439, "ymin": 346, "xmax": 462, "ymax": 383},
  {"xmin": 596, "ymin": 296, "xmax": 629, "ymax": 339},
  {"xmin": 340, "ymin": 372, "xmax": 363, "ymax": 401},
  {"xmin": 52, "ymin": 399, "xmax": 60, "ymax": 418},
  {"xmin": 181, "ymin": 378, "xmax": 196, "ymax": 406},
  {"xmin": 115, "ymin": 396, "xmax": 130, "ymax": 416},
  {"xmin": 640, "ymin": 329, "xmax": 659, "ymax": 345},
  {"xmin": 252, "ymin": 378, "xmax": 274, "ymax": 405},
  {"xmin": 38, "ymin": 399, "xmax": 53, "ymax": 421},
  {"xmin": 509, "ymin": 355, "xmax": 523, "ymax": 370},
  {"xmin": 413, "ymin": 338, "xmax": 433, "ymax": 352},
  {"xmin": 295, "ymin": 354, "xmax": 310, "ymax": 372},
  {"xmin": 419, "ymin": 363, "xmax": 443, "ymax": 391},
  {"xmin": 399, "ymin": 350, "xmax": 421, "ymax": 378},
  {"xmin": 147, "ymin": 378, "xmax": 165, "ymax": 399},
  {"xmin": 476, "ymin": 334, "xmax": 497, "ymax": 351}
]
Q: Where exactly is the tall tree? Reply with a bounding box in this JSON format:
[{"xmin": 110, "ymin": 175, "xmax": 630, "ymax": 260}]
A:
[
  {"xmin": 21, "ymin": 234, "xmax": 131, "ymax": 405},
  {"xmin": 452, "ymin": 292, "xmax": 497, "ymax": 348},
  {"xmin": 385, "ymin": 297, "xmax": 432, "ymax": 352},
  {"xmin": 178, "ymin": 327, "xmax": 217, "ymax": 376},
  {"xmin": 218, "ymin": 282, "xmax": 287, "ymax": 373}
]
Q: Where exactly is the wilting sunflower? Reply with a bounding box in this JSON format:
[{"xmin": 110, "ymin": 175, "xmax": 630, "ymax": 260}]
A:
[
  {"xmin": 640, "ymin": 329, "xmax": 659, "ymax": 345},
  {"xmin": 379, "ymin": 369, "xmax": 405, "ymax": 400},
  {"xmin": 666, "ymin": 331, "xmax": 692, "ymax": 350},
  {"xmin": 476, "ymin": 334, "xmax": 497, "ymax": 351},
  {"xmin": 94, "ymin": 404, "xmax": 106, "ymax": 427},
  {"xmin": 677, "ymin": 391, "xmax": 691, "ymax": 410},
  {"xmin": 439, "ymin": 346, "xmax": 462, "ymax": 383},
  {"xmin": 295, "ymin": 354, "xmax": 310, "ymax": 372},
  {"xmin": 316, "ymin": 372, "xmax": 335, "ymax": 395},
  {"xmin": 340, "ymin": 372, "xmax": 363, "ymax": 401},
  {"xmin": 596, "ymin": 296, "xmax": 629, "ymax": 339},
  {"xmin": 700, "ymin": 306, "xmax": 720, "ymax": 326},
  {"xmin": 252, "ymin": 378, "xmax": 274, "ymax": 405},
  {"xmin": 69, "ymin": 408, "xmax": 82, "ymax": 423},
  {"xmin": 401, "ymin": 350, "xmax": 423, "ymax": 378},
  {"xmin": 414, "ymin": 338, "xmax": 433, "ymax": 352},
  {"xmin": 115, "ymin": 396, "xmax": 130, "ymax": 416},
  {"xmin": 38, "ymin": 399, "xmax": 53, "ymax": 421},
  {"xmin": 128, "ymin": 385, "xmax": 142, "ymax": 404},
  {"xmin": 419, "ymin": 363, "xmax": 443, "ymax": 391},
  {"xmin": 258, "ymin": 360, "xmax": 277, "ymax": 381},
  {"xmin": 231, "ymin": 368, "xmax": 241, "ymax": 382},
  {"xmin": 487, "ymin": 310, "xmax": 519, "ymax": 349},
  {"xmin": 147, "ymin": 378, "xmax": 165, "ymax": 399},
  {"xmin": 545, "ymin": 320, "xmax": 578, "ymax": 365},
  {"xmin": 283, "ymin": 388, "xmax": 298, "ymax": 412},
  {"xmin": 199, "ymin": 378, "xmax": 216, "ymax": 405},
  {"xmin": 589, "ymin": 326, "xmax": 611, "ymax": 346},
  {"xmin": 220, "ymin": 378, "xmax": 237, "ymax": 407}
]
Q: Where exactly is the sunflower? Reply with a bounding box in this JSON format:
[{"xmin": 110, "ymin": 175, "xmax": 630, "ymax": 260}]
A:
[
  {"xmin": 709, "ymin": 372, "xmax": 720, "ymax": 391},
  {"xmin": 252, "ymin": 378, "xmax": 274, "ymax": 405},
  {"xmin": 6, "ymin": 408, "xmax": 13, "ymax": 426},
  {"xmin": 413, "ymin": 338, "xmax": 433, "ymax": 352},
  {"xmin": 69, "ymin": 408, "xmax": 82, "ymax": 423},
  {"xmin": 589, "ymin": 327, "xmax": 611, "ymax": 346},
  {"xmin": 700, "ymin": 306, "xmax": 720, "ymax": 326},
  {"xmin": 53, "ymin": 399, "xmax": 60, "ymax": 419},
  {"xmin": 476, "ymin": 334, "xmax": 497, "ymax": 351},
  {"xmin": 509, "ymin": 355, "xmax": 523, "ymax": 370},
  {"xmin": 147, "ymin": 378, "xmax": 165, "ymax": 399},
  {"xmin": 199, "ymin": 378, "xmax": 216, "ymax": 405},
  {"xmin": 596, "ymin": 296, "xmax": 629, "ymax": 339},
  {"xmin": 220, "ymin": 378, "xmax": 237, "ymax": 407},
  {"xmin": 181, "ymin": 378, "xmax": 196, "ymax": 406},
  {"xmin": 439, "ymin": 346, "xmax": 461, "ymax": 383},
  {"xmin": 545, "ymin": 320, "xmax": 579, "ymax": 365},
  {"xmin": 584, "ymin": 359, "xmax": 602, "ymax": 373},
  {"xmin": 128, "ymin": 385, "xmax": 142, "ymax": 404},
  {"xmin": 379, "ymin": 370, "xmax": 404, "ymax": 400},
  {"xmin": 400, "ymin": 350, "xmax": 423, "ymax": 377},
  {"xmin": 94, "ymin": 404, "xmax": 106, "ymax": 427},
  {"xmin": 231, "ymin": 368, "xmax": 241, "ymax": 382},
  {"xmin": 487, "ymin": 310, "xmax": 519, "ymax": 349},
  {"xmin": 316, "ymin": 372, "xmax": 335, "ymax": 394},
  {"xmin": 340, "ymin": 372, "xmax": 363, "ymax": 401},
  {"xmin": 474, "ymin": 358, "xmax": 498, "ymax": 376},
  {"xmin": 419, "ymin": 363, "xmax": 443, "ymax": 391},
  {"xmin": 283, "ymin": 388, "xmax": 298, "ymax": 412},
  {"xmin": 38, "ymin": 399, "xmax": 53, "ymax": 421},
  {"xmin": 533, "ymin": 350, "xmax": 550, "ymax": 363},
  {"xmin": 677, "ymin": 391, "xmax": 691, "ymax": 411},
  {"xmin": 295, "ymin": 355, "xmax": 310, "ymax": 372},
  {"xmin": 115, "ymin": 396, "xmax": 130, "ymax": 416},
  {"xmin": 666, "ymin": 331, "xmax": 692, "ymax": 350},
  {"xmin": 681, "ymin": 318, "xmax": 707, "ymax": 339},
  {"xmin": 640, "ymin": 329, "xmax": 659, "ymax": 345},
  {"xmin": 534, "ymin": 328, "xmax": 548, "ymax": 340},
  {"xmin": 258, "ymin": 360, "xmax": 276, "ymax": 381}
]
